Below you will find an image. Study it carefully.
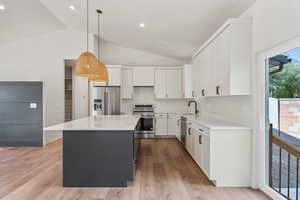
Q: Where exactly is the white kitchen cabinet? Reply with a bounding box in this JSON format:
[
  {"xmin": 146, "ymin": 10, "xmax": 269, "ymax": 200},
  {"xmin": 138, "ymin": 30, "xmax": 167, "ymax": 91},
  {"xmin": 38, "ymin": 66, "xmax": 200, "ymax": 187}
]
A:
[
  {"xmin": 201, "ymin": 130, "xmax": 210, "ymax": 177},
  {"xmin": 92, "ymin": 65, "xmax": 122, "ymax": 86},
  {"xmin": 121, "ymin": 68, "xmax": 133, "ymax": 99},
  {"xmin": 182, "ymin": 64, "xmax": 194, "ymax": 99},
  {"xmin": 194, "ymin": 129, "xmax": 203, "ymax": 167},
  {"xmin": 189, "ymin": 127, "xmax": 197, "ymax": 158},
  {"xmin": 154, "ymin": 70, "xmax": 167, "ymax": 99},
  {"xmin": 166, "ymin": 70, "xmax": 182, "ymax": 98},
  {"xmin": 192, "ymin": 54, "xmax": 202, "ymax": 98},
  {"xmin": 192, "ymin": 125, "xmax": 210, "ymax": 178},
  {"xmin": 185, "ymin": 118, "xmax": 251, "ymax": 187},
  {"xmin": 192, "ymin": 45, "xmax": 213, "ymax": 98},
  {"xmin": 133, "ymin": 67, "xmax": 154, "ymax": 86},
  {"xmin": 155, "ymin": 113, "xmax": 180, "ymax": 139},
  {"xmin": 192, "ymin": 18, "xmax": 251, "ymax": 97},
  {"xmin": 167, "ymin": 114, "xmax": 180, "ymax": 139},
  {"xmin": 212, "ymin": 28, "xmax": 230, "ymax": 96},
  {"xmin": 202, "ymin": 44, "xmax": 215, "ymax": 97},
  {"xmin": 154, "ymin": 69, "xmax": 182, "ymax": 99},
  {"xmin": 155, "ymin": 113, "xmax": 168, "ymax": 136},
  {"xmin": 186, "ymin": 122, "xmax": 192, "ymax": 154}
]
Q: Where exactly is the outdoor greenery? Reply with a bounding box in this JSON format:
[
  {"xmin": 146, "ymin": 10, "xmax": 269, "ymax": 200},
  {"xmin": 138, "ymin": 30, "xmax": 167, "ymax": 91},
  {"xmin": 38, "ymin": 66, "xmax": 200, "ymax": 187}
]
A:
[{"xmin": 270, "ymin": 63, "xmax": 300, "ymax": 98}]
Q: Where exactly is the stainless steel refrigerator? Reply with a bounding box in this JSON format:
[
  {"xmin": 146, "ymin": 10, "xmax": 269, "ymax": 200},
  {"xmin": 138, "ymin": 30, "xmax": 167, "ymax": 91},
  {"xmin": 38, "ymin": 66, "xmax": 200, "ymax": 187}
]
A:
[{"xmin": 93, "ymin": 86, "xmax": 121, "ymax": 115}]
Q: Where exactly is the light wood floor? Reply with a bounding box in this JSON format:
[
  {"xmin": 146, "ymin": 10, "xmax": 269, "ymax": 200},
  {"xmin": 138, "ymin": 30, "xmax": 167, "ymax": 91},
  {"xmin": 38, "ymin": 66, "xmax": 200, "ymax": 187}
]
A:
[{"xmin": 0, "ymin": 139, "xmax": 270, "ymax": 200}]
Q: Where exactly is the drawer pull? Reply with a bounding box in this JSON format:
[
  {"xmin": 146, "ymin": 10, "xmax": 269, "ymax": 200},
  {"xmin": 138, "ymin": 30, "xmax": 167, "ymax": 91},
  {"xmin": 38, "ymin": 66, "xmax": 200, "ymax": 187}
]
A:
[{"xmin": 199, "ymin": 135, "xmax": 202, "ymax": 144}]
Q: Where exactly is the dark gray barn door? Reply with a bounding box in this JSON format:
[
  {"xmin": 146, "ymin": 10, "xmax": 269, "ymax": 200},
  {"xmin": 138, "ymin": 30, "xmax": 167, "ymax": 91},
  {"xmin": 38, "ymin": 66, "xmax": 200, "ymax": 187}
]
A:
[{"xmin": 0, "ymin": 82, "xmax": 43, "ymax": 146}]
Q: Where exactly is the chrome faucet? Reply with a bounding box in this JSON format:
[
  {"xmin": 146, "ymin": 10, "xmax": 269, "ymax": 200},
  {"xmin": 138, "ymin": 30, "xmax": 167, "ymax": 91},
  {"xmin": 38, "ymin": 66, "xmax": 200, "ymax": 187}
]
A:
[{"xmin": 188, "ymin": 100, "xmax": 199, "ymax": 115}]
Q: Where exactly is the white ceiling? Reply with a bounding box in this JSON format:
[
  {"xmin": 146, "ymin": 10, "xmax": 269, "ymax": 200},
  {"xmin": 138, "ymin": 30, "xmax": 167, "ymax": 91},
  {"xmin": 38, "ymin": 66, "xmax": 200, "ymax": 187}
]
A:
[
  {"xmin": 1, "ymin": 0, "xmax": 255, "ymax": 60},
  {"xmin": 0, "ymin": 0, "xmax": 66, "ymax": 45}
]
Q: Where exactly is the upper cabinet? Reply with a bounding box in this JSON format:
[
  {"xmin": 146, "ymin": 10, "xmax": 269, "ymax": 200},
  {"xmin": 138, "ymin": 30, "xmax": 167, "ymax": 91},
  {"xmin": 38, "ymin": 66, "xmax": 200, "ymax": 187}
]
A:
[
  {"xmin": 154, "ymin": 68, "xmax": 182, "ymax": 99},
  {"xmin": 192, "ymin": 19, "xmax": 251, "ymax": 98},
  {"xmin": 121, "ymin": 67, "xmax": 133, "ymax": 99},
  {"xmin": 133, "ymin": 67, "xmax": 154, "ymax": 86},
  {"xmin": 182, "ymin": 64, "xmax": 194, "ymax": 99},
  {"xmin": 92, "ymin": 65, "xmax": 122, "ymax": 87}
]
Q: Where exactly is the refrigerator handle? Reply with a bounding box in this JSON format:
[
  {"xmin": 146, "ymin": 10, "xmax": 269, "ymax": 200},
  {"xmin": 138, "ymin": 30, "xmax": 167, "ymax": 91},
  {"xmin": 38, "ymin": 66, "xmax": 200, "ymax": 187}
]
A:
[{"xmin": 104, "ymin": 90, "xmax": 109, "ymax": 115}]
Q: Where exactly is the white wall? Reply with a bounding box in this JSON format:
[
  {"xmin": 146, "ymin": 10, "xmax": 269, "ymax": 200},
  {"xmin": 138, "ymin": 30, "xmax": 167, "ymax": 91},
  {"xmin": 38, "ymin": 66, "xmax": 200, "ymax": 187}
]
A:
[
  {"xmin": 0, "ymin": 29, "xmax": 95, "ymax": 144},
  {"xmin": 0, "ymin": 29, "xmax": 94, "ymax": 126},
  {"xmin": 94, "ymin": 37, "xmax": 186, "ymax": 66}
]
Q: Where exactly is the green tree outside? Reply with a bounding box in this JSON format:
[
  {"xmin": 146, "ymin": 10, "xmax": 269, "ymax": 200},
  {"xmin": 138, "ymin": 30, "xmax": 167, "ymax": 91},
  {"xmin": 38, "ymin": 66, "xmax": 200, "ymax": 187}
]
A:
[{"xmin": 270, "ymin": 62, "xmax": 300, "ymax": 98}]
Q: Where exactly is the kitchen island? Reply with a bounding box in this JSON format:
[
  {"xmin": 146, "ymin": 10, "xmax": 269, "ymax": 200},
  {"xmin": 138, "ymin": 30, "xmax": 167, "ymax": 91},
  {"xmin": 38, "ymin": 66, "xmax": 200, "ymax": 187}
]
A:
[{"xmin": 44, "ymin": 115, "xmax": 140, "ymax": 187}]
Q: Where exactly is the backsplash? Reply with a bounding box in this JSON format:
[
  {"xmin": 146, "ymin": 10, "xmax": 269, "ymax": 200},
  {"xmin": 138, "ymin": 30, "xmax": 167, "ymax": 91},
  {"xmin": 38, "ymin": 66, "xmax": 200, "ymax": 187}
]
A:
[
  {"xmin": 121, "ymin": 87, "xmax": 190, "ymax": 114},
  {"xmin": 196, "ymin": 95, "xmax": 252, "ymax": 127}
]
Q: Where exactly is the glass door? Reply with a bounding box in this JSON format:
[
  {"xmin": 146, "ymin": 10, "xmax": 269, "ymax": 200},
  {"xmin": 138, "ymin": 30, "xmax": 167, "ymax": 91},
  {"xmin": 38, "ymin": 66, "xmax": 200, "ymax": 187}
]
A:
[{"xmin": 266, "ymin": 47, "xmax": 300, "ymax": 200}]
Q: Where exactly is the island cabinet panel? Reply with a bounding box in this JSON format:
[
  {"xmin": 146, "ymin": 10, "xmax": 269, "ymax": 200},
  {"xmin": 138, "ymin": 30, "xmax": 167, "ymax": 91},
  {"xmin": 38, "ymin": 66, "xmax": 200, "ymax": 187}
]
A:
[{"xmin": 63, "ymin": 130, "xmax": 134, "ymax": 187}]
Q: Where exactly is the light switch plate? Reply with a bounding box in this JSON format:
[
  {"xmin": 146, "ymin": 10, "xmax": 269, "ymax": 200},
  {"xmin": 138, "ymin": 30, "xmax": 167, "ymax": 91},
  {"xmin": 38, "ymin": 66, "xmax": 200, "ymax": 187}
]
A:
[{"xmin": 30, "ymin": 103, "xmax": 37, "ymax": 109}]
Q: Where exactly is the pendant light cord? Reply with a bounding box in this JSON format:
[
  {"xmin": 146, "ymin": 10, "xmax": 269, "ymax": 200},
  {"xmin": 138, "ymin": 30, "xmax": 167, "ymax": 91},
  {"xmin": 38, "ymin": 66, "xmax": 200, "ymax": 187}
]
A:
[
  {"xmin": 97, "ymin": 10, "xmax": 102, "ymax": 60},
  {"xmin": 86, "ymin": 0, "xmax": 89, "ymax": 52},
  {"xmin": 98, "ymin": 11, "xmax": 100, "ymax": 59}
]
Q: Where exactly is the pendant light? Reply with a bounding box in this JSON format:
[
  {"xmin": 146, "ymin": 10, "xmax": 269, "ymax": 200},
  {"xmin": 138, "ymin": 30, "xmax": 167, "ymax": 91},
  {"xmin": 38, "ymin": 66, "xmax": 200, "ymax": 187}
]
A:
[
  {"xmin": 89, "ymin": 9, "xmax": 109, "ymax": 82},
  {"xmin": 75, "ymin": 0, "xmax": 101, "ymax": 78}
]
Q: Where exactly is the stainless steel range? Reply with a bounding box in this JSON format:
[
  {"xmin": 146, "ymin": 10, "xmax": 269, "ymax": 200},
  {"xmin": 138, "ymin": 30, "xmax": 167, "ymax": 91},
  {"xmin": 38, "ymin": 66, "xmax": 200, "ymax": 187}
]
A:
[{"xmin": 133, "ymin": 104, "xmax": 155, "ymax": 138}]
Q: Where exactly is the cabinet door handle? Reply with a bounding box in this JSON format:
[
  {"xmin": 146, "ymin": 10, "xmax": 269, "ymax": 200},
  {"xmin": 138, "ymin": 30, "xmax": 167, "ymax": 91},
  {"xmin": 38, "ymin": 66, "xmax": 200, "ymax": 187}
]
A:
[
  {"xmin": 202, "ymin": 89, "xmax": 205, "ymax": 96},
  {"xmin": 198, "ymin": 128, "xmax": 204, "ymax": 132},
  {"xmin": 216, "ymin": 86, "xmax": 220, "ymax": 95},
  {"xmin": 188, "ymin": 128, "xmax": 191, "ymax": 135},
  {"xmin": 192, "ymin": 91, "xmax": 195, "ymax": 98},
  {"xmin": 199, "ymin": 135, "xmax": 202, "ymax": 144}
]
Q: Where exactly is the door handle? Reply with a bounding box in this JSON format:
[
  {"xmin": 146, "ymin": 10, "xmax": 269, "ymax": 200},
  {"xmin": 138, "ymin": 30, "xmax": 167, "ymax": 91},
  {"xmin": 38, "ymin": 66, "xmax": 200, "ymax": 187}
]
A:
[
  {"xmin": 199, "ymin": 135, "xmax": 202, "ymax": 144},
  {"xmin": 202, "ymin": 89, "xmax": 205, "ymax": 96},
  {"xmin": 188, "ymin": 128, "xmax": 191, "ymax": 135},
  {"xmin": 216, "ymin": 86, "xmax": 220, "ymax": 95}
]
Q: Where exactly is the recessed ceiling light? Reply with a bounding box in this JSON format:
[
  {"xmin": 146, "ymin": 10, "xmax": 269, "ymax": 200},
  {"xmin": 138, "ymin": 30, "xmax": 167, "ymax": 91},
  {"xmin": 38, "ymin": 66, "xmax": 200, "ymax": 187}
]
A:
[
  {"xmin": 0, "ymin": 4, "xmax": 5, "ymax": 11},
  {"xmin": 69, "ymin": 5, "xmax": 76, "ymax": 11},
  {"xmin": 139, "ymin": 23, "xmax": 145, "ymax": 28}
]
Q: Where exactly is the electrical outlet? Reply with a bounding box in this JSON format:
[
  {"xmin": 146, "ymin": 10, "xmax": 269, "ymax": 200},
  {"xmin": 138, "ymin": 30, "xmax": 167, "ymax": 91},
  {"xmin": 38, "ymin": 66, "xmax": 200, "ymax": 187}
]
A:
[{"xmin": 30, "ymin": 103, "xmax": 37, "ymax": 109}]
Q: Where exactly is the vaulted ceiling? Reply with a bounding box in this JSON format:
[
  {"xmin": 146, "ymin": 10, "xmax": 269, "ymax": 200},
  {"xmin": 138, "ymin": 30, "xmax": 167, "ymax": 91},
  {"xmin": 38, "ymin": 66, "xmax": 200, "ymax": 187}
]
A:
[
  {"xmin": 0, "ymin": 0, "xmax": 66, "ymax": 45},
  {"xmin": 1, "ymin": 0, "xmax": 255, "ymax": 60}
]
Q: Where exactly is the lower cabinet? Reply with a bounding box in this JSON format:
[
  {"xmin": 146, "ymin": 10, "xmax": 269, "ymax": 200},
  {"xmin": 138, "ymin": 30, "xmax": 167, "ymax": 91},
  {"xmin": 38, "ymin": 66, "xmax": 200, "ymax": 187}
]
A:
[
  {"xmin": 186, "ymin": 119, "xmax": 251, "ymax": 187},
  {"xmin": 155, "ymin": 114, "xmax": 168, "ymax": 136},
  {"xmin": 155, "ymin": 113, "xmax": 180, "ymax": 139}
]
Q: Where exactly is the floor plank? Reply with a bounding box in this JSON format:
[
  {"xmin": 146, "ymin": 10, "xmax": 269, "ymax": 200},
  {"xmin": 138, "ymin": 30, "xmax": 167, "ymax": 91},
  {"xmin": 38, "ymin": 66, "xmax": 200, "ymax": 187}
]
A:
[{"xmin": 0, "ymin": 139, "xmax": 270, "ymax": 200}]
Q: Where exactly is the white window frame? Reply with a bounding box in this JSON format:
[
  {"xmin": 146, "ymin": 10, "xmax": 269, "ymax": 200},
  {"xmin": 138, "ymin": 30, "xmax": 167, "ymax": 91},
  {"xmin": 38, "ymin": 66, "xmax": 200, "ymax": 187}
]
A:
[{"xmin": 255, "ymin": 36, "xmax": 300, "ymax": 200}]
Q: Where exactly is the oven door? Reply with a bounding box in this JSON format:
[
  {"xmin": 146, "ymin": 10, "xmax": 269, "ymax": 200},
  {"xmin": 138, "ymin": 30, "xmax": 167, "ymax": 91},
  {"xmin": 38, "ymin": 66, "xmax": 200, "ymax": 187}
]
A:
[{"xmin": 135, "ymin": 115, "xmax": 155, "ymax": 138}]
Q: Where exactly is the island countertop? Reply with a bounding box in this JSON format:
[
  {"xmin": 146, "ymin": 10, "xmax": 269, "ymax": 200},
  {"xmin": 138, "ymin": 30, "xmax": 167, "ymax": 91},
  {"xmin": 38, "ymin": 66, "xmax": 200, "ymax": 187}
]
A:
[{"xmin": 44, "ymin": 115, "xmax": 140, "ymax": 131}]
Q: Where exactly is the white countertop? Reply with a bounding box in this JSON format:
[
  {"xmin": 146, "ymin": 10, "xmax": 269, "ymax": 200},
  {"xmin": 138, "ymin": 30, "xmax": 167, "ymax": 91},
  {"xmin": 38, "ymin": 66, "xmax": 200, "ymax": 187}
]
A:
[
  {"xmin": 44, "ymin": 115, "xmax": 140, "ymax": 131},
  {"xmin": 182, "ymin": 114, "xmax": 251, "ymax": 130}
]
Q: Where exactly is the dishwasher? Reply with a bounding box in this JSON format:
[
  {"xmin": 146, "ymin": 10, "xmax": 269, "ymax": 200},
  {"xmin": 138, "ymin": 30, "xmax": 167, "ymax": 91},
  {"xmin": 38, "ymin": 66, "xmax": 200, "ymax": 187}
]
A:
[{"xmin": 180, "ymin": 117, "xmax": 187, "ymax": 147}]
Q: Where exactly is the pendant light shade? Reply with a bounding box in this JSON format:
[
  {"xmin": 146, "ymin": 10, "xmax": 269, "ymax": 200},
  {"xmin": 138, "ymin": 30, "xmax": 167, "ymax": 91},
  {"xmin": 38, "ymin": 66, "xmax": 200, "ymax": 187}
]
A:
[
  {"xmin": 75, "ymin": 52, "xmax": 102, "ymax": 78},
  {"xmin": 75, "ymin": 0, "xmax": 101, "ymax": 79},
  {"xmin": 89, "ymin": 9, "xmax": 109, "ymax": 82},
  {"xmin": 89, "ymin": 61, "xmax": 109, "ymax": 82}
]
